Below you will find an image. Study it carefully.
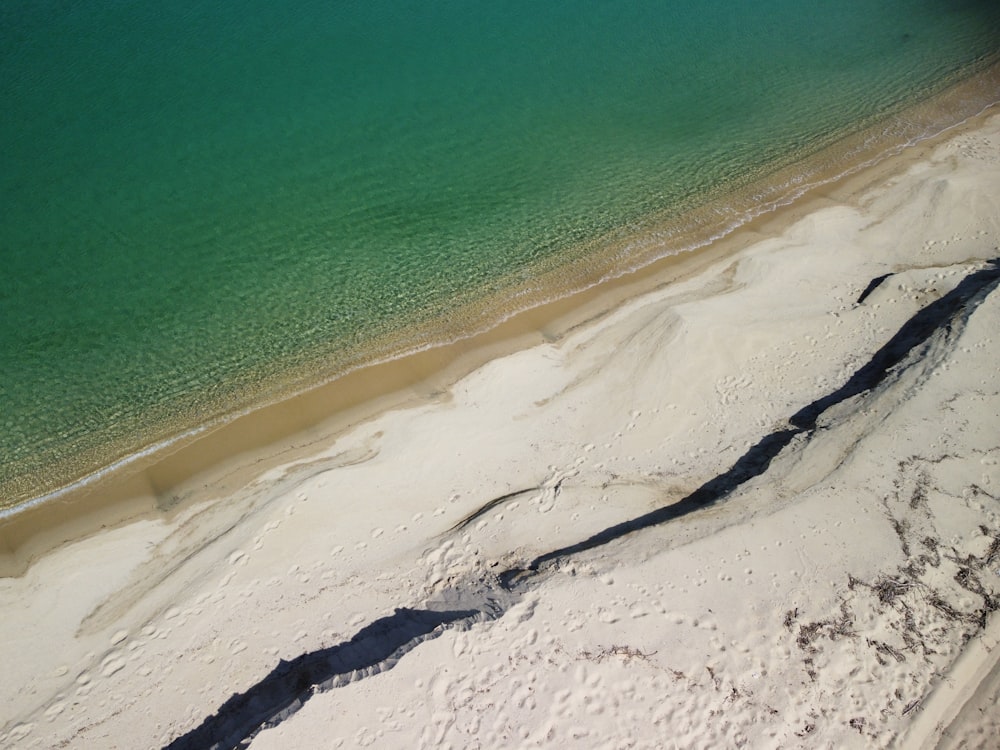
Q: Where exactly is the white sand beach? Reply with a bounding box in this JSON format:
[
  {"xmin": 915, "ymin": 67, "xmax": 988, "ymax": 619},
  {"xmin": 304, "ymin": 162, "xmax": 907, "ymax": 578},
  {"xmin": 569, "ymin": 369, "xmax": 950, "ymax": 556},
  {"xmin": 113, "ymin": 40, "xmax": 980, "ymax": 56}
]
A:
[{"xmin": 2, "ymin": 110, "xmax": 999, "ymax": 750}]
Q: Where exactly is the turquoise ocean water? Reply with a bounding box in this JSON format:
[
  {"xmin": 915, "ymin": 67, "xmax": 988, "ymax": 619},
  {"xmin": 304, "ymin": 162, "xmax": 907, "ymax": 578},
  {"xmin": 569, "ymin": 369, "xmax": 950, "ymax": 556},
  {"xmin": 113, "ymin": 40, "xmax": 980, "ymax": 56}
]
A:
[{"xmin": 2, "ymin": 1, "xmax": 999, "ymax": 511}]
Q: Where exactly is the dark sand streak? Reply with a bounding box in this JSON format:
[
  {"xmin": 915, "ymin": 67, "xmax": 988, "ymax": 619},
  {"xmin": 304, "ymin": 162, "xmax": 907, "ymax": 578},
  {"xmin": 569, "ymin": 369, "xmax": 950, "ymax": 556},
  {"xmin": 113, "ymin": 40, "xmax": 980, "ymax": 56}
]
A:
[
  {"xmin": 447, "ymin": 487, "xmax": 538, "ymax": 533},
  {"xmin": 502, "ymin": 259, "xmax": 1000, "ymax": 586},
  {"xmin": 856, "ymin": 272, "xmax": 894, "ymax": 304},
  {"xmin": 163, "ymin": 607, "xmax": 485, "ymax": 750}
]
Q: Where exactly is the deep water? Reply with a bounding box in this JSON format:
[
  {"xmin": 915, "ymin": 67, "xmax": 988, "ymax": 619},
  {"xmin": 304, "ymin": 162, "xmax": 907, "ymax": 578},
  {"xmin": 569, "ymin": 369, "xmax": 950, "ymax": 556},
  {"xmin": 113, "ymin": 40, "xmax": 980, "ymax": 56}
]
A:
[{"xmin": 2, "ymin": 0, "xmax": 998, "ymax": 507}]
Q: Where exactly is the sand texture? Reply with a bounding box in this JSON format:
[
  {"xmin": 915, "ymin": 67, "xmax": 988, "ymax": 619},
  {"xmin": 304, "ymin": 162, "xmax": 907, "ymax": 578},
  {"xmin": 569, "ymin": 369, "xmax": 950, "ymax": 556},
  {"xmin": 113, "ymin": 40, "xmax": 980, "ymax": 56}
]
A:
[{"xmin": 1, "ymin": 113, "xmax": 1000, "ymax": 750}]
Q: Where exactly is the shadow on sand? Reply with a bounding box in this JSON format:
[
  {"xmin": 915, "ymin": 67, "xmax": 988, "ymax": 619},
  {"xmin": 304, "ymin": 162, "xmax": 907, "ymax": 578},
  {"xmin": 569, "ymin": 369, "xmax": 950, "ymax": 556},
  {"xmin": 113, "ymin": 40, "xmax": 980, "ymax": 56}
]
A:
[{"xmin": 165, "ymin": 261, "xmax": 999, "ymax": 749}]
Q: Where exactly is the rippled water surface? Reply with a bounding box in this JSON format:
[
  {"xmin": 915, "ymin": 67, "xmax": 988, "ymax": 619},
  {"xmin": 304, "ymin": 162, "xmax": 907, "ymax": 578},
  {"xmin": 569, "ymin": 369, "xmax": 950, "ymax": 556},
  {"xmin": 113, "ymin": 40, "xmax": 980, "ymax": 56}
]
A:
[{"xmin": 2, "ymin": 0, "xmax": 999, "ymax": 508}]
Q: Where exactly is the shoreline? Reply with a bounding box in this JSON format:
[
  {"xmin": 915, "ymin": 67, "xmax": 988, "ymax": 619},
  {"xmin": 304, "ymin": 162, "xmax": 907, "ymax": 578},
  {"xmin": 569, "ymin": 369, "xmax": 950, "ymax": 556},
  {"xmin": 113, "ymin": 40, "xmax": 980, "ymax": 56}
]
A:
[
  {"xmin": 2, "ymin": 63, "xmax": 999, "ymax": 573},
  {"xmin": 1, "ymin": 95, "xmax": 999, "ymax": 749}
]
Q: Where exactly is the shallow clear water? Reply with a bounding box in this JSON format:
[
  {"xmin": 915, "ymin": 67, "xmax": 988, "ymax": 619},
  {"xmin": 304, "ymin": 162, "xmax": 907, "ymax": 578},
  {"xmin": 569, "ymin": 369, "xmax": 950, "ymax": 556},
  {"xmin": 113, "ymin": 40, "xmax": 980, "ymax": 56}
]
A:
[{"xmin": 2, "ymin": 0, "xmax": 999, "ymax": 508}]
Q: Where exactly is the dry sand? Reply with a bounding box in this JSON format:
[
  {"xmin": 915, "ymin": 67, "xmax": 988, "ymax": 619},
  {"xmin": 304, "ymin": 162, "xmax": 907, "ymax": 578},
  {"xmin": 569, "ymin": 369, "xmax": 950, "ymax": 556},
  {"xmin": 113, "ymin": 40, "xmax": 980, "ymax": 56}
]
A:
[{"xmin": 2, "ymin": 111, "xmax": 999, "ymax": 750}]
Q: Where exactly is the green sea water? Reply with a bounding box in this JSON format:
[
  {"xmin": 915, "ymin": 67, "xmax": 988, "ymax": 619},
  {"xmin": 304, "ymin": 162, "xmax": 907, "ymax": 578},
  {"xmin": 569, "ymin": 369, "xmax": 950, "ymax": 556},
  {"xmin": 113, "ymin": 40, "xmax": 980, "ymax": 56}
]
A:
[{"xmin": 2, "ymin": 1, "xmax": 999, "ymax": 510}]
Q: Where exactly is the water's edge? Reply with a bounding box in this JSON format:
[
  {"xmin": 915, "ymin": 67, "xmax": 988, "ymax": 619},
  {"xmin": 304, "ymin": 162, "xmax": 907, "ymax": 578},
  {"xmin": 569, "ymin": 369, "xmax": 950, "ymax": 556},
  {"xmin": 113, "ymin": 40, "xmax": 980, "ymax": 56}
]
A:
[{"xmin": 0, "ymin": 61, "xmax": 997, "ymax": 569}]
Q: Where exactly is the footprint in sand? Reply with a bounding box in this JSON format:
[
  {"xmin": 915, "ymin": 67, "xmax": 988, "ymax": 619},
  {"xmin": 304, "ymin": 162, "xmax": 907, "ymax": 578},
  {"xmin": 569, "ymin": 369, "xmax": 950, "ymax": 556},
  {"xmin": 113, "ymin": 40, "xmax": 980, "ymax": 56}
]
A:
[
  {"xmin": 44, "ymin": 701, "xmax": 66, "ymax": 720},
  {"xmin": 100, "ymin": 653, "xmax": 126, "ymax": 677},
  {"xmin": 598, "ymin": 609, "xmax": 619, "ymax": 624},
  {"xmin": 6, "ymin": 723, "xmax": 33, "ymax": 742}
]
